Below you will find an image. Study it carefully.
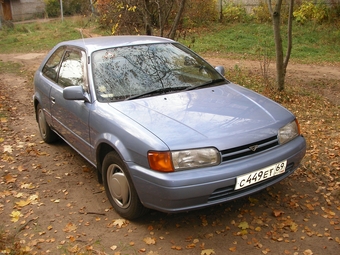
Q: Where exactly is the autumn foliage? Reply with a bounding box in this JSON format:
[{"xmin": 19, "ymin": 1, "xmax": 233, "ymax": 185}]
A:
[{"xmin": 95, "ymin": 0, "xmax": 218, "ymax": 36}]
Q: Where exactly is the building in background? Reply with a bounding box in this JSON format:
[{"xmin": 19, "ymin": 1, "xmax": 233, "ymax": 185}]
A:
[{"xmin": 1, "ymin": 0, "xmax": 45, "ymax": 21}]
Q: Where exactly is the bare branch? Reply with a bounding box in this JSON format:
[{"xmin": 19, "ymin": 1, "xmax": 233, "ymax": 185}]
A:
[{"xmin": 284, "ymin": 0, "xmax": 294, "ymax": 69}]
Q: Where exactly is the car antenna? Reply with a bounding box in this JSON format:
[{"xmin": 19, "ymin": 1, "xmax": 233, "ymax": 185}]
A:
[{"xmin": 79, "ymin": 28, "xmax": 86, "ymax": 44}]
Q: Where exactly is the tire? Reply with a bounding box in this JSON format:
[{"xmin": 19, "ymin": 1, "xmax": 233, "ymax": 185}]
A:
[
  {"xmin": 36, "ymin": 104, "xmax": 58, "ymax": 143},
  {"xmin": 102, "ymin": 151, "xmax": 148, "ymax": 219}
]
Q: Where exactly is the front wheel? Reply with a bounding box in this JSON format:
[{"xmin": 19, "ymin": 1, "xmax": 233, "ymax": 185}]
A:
[{"xmin": 102, "ymin": 152, "xmax": 148, "ymax": 219}]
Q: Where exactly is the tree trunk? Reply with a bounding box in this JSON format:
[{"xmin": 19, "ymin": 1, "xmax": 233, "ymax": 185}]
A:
[
  {"xmin": 272, "ymin": 4, "xmax": 285, "ymax": 91},
  {"xmin": 168, "ymin": 0, "xmax": 186, "ymax": 39},
  {"xmin": 143, "ymin": 0, "xmax": 153, "ymax": 35},
  {"xmin": 267, "ymin": 0, "xmax": 294, "ymax": 91}
]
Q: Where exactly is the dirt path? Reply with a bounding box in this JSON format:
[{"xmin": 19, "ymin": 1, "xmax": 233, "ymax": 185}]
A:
[{"xmin": 0, "ymin": 53, "xmax": 339, "ymax": 254}]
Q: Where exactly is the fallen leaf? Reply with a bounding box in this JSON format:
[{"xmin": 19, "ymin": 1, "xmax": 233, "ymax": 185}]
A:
[
  {"xmin": 18, "ymin": 165, "xmax": 27, "ymax": 172},
  {"xmin": 4, "ymin": 174, "xmax": 16, "ymax": 183},
  {"xmin": 186, "ymin": 243, "xmax": 196, "ymax": 249},
  {"xmin": 303, "ymin": 249, "xmax": 313, "ymax": 255},
  {"xmin": 63, "ymin": 222, "xmax": 77, "ymax": 233},
  {"xmin": 290, "ymin": 222, "xmax": 298, "ymax": 232},
  {"xmin": 143, "ymin": 237, "xmax": 156, "ymax": 245},
  {"xmin": 273, "ymin": 209, "xmax": 284, "ymax": 217},
  {"xmin": 229, "ymin": 246, "xmax": 237, "ymax": 252},
  {"xmin": 306, "ymin": 204, "xmax": 315, "ymax": 211},
  {"xmin": 238, "ymin": 221, "xmax": 249, "ymax": 230},
  {"xmin": 112, "ymin": 219, "xmax": 127, "ymax": 228},
  {"xmin": 201, "ymin": 249, "xmax": 215, "ymax": 255},
  {"xmin": 10, "ymin": 210, "xmax": 22, "ymax": 222},
  {"xmin": 3, "ymin": 145, "xmax": 13, "ymax": 153},
  {"xmin": 15, "ymin": 199, "xmax": 31, "ymax": 207},
  {"xmin": 248, "ymin": 197, "xmax": 259, "ymax": 204},
  {"xmin": 68, "ymin": 244, "xmax": 80, "ymax": 253},
  {"xmin": 20, "ymin": 183, "xmax": 35, "ymax": 189}
]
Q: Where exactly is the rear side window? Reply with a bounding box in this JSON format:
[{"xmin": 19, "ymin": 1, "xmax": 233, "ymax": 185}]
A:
[
  {"xmin": 58, "ymin": 50, "xmax": 85, "ymax": 89},
  {"xmin": 42, "ymin": 46, "xmax": 65, "ymax": 81}
]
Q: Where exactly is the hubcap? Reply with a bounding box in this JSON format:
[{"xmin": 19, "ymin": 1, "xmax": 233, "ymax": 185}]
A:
[
  {"xmin": 107, "ymin": 164, "xmax": 131, "ymax": 208},
  {"xmin": 38, "ymin": 109, "xmax": 47, "ymax": 138}
]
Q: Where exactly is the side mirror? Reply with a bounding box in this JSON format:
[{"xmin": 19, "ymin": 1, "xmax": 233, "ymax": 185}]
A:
[
  {"xmin": 215, "ymin": 66, "xmax": 225, "ymax": 76},
  {"xmin": 63, "ymin": 86, "xmax": 87, "ymax": 101}
]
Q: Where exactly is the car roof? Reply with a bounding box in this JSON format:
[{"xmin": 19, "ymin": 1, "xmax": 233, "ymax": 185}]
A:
[{"xmin": 57, "ymin": 35, "xmax": 175, "ymax": 53}]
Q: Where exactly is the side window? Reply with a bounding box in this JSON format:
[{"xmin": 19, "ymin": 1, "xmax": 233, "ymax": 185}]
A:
[
  {"xmin": 42, "ymin": 46, "xmax": 65, "ymax": 81},
  {"xmin": 58, "ymin": 50, "xmax": 87, "ymax": 90}
]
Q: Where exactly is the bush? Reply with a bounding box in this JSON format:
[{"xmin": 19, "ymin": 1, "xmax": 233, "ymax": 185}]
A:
[
  {"xmin": 293, "ymin": 1, "xmax": 329, "ymax": 24},
  {"xmin": 222, "ymin": 3, "xmax": 248, "ymax": 23},
  {"xmin": 44, "ymin": 0, "xmax": 91, "ymax": 18},
  {"xmin": 252, "ymin": 1, "xmax": 271, "ymax": 23},
  {"xmin": 183, "ymin": 0, "xmax": 218, "ymax": 27}
]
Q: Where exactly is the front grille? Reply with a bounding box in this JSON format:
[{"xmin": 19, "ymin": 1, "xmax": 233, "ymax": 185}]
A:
[
  {"xmin": 220, "ymin": 136, "xmax": 279, "ymax": 162},
  {"xmin": 208, "ymin": 162, "xmax": 294, "ymax": 202}
]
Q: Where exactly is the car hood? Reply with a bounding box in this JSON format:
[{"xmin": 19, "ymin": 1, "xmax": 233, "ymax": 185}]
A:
[{"xmin": 109, "ymin": 83, "xmax": 294, "ymax": 150}]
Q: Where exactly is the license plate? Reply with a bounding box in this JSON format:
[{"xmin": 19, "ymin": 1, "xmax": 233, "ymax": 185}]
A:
[{"xmin": 235, "ymin": 160, "xmax": 287, "ymax": 190}]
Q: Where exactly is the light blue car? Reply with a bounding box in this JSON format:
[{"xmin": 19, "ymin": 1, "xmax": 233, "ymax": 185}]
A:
[{"xmin": 33, "ymin": 36, "xmax": 306, "ymax": 219}]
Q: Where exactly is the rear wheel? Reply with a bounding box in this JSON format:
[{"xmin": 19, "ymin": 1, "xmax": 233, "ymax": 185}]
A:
[
  {"xmin": 102, "ymin": 151, "xmax": 148, "ymax": 219},
  {"xmin": 36, "ymin": 104, "xmax": 58, "ymax": 143}
]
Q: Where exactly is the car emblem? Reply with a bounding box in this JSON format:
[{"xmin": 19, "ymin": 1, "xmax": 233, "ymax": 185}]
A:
[{"xmin": 249, "ymin": 145, "xmax": 259, "ymax": 152}]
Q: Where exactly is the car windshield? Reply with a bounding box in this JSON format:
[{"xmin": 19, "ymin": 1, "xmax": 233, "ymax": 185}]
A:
[{"xmin": 91, "ymin": 43, "xmax": 224, "ymax": 102}]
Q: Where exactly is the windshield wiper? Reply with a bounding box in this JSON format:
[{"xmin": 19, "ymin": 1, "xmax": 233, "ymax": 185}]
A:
[
  {"xmin": 184, "ymin": 78, "xmax": 226, "ymax": 91},
  {"xmin": 126, "ymin": 86, "xmax": 190, "ymax": 100}
]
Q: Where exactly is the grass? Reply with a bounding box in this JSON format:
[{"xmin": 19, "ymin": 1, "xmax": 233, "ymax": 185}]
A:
[
  {"xmin": 179, "ymin": 22, "xmax": 340, "ymax": 64},
  {"xmin": 0, "ymin": 61, "xmax": 23, "ymax": 74},
  {"xmin": 0, "ymin": 17, "xmax": 339, "ymax": 64},
  {"xmin": 0, "ymin": 16, "xmax": 92, "ymax": 54}
]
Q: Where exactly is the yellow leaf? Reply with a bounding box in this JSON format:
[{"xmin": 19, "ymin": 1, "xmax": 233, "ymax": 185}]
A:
[
  {"xmin": 10, "ymin": 210, "xmax": 22, "ymax": 222},
  {"xmin": 290, "ymin": 222, "xmax": 298, "ymax": 232},
  {"xmin": 143, "ymin": 237, "xmax": 156, "ymax": 245},
  {"xmin": 68, "ymin": 244, "xmax": 80, "ymax": 253},
  {"xmin": 3, "ymin": 145, "xmax": 13, "ymax": 153},
  {"xmin": 248, "ymin": 197, "xmax": 259, "ymax": 204},
  {"xmin": 20, "ymin": 183, "xmax": 35, "ymax": 189},
  {"xmin": 111, "ymin": 218, "xmax": 127, "ymax": 228},
  {"xmin": 15, "ymin": 199, "xmax": 31, "ymax": 207},
  {"xmin": 238, "ymin": 221, "xmax": 249, "ymax": 230},
  {"xmin": 110, "ymin": 245, "xmax": 117, "ymax": 251},
  {"xmin": 201, "ymin": 249, "xmax": 215, "ymax": 255},
  {"xmin": 303, "ymin": 249, "xmax": 313, "ymax": 255}
]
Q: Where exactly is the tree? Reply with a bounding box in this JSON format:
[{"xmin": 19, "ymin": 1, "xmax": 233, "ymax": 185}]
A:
[
  {"xmin": 267, "ymin": 0, "xmax": 294, "ymax": 91},
  {"xmin": 96, "ymin": 0, "xmax": 187, "ymax": 38},
  {"xmin": 168, "ymin": 0, "xmax": 186, "ymax": 39}
]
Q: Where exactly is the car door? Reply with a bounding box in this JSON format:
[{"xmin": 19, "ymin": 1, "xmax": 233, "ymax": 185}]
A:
[{"xmin": 49, "ymin": 47, "xmax": 92, "ymax": 160}]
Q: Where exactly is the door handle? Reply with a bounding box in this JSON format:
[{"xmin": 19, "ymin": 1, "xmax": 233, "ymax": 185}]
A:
[{"xmin": 51, "ymin": 97, "xmax": 55, "ymax": 104}]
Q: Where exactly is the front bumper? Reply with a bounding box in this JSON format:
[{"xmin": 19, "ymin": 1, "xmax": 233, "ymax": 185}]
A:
[{"xmin": 128, "ymin": 136, "xmax": 306, "ymax": 213}]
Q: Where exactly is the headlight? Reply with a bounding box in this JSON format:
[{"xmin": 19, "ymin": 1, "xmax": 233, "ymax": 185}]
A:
[
  {"xmin": 172, "ymin": 148, "xmax": 221, "ymax": 171},
  {"xmin": 278, "ymin": 119, "xmax": 300, "ymax": 144},
  {"xmin": 148, "ymin": 148, "xmax": 221, "ymax": 172}
]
